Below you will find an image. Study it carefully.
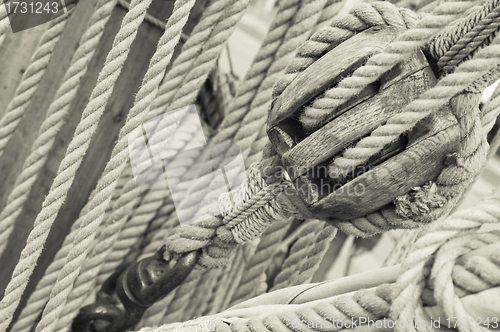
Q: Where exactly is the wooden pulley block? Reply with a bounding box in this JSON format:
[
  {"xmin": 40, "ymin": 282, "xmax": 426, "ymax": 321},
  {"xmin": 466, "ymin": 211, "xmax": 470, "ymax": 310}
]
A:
[{"xmin": 267, "ymin": 27, "xmax": 460, "ymax": 221}]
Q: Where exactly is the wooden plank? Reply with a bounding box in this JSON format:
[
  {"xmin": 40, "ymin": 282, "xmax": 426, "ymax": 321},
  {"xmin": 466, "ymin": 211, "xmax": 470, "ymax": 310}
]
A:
[
  {"xmin": 282, "ymin": 50, "xmax": 437, "ymax": 178},
  {"xmin": 310, "ymin": 123, "xmax": 460, "ymax": 220},
  {"xmin": 266, "ymin": 27, "xmax": 400, "ymax": 129},
  {"xmin": 0, "ymin": 0, "xmax": 208, "ymax": 323}
]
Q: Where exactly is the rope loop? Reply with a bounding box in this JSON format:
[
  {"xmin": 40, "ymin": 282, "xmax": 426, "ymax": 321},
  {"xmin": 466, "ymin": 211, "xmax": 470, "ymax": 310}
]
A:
[{"xmin": 391, "ymin": 191, "xmax": 500, "ymax": 332}]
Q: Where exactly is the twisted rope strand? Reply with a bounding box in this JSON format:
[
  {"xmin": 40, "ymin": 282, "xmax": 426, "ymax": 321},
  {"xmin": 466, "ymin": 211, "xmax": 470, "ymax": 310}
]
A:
[
  {"xmin": 123, "ymin": 0, "xmax": 252, "ymax": 324},
  {"xmin": 30, "ymin": 0, "xmax": 197, "ymax": 331},
  {"xmin": 429, "ymin": 0, "xmax": 500, "ymax": 67},
  {"xmin": 331, "ymin": 10, "xmax": 499, "ymax": 170},
  {"xmin": 87, "ymin": 0, "xmax": 238, "ymax": 278},
  {"xmin": 236, "ymin": 0, "xmax": 330, "ymax": 161},
  {"xmin": 391, "ymin": 193, "xmax": 500, "ymax": 331},
  {"xmin": 9, "ymin": 182, "xmax": 110, "ymax": 332},
  {"xmin": 288, "ymin": 225, "xmax": 337, "ymax": 286},
  {"xmin": 89, "ymin": 1, "xmax": 236, "ymax": 286},
  {"xmin": 229, "ymin": 218, "xmax": 292, "ymax": 306},
  {"xmin": 300, "ymin": 0, "xmax": 481, "ymax": 133},
  {"xmin": 0, "ymin": 0, "xmax": 117, "ymax": 261},
  {"xmin": 135, "ymin": 0, "xmax": 302, "ymax": 264},
  {"xmin": 273, "ymin": 1, "xmax": 418, "ymax": 99},
  {"xmin": 54, "ymin": 188, "xmax": 143, "ymax": 331},
  {"xmin": 133, "ymin": 0, "xmax": 307, "ymax": 268},
  {"xmin": 11, "ymin": 163, "xmax": 132, "ymax": 332},
  {"xmin": 0, "ymin": 11, "xmax": 72, "ymax": 163},
  {"xmin": 270, "ymin": 219, "xmax": 325, "ymax": 291},
  {"xmin": 0, "ymin": 3, "xmax": 11, "ymax": 48},
  {"xmin": 164, "ymin": 0, "xmax": 331, "ymax": 270}
]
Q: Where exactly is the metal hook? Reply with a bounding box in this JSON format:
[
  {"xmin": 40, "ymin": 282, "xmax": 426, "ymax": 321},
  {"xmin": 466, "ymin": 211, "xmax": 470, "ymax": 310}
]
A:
[{"xmin": 72, "ymin": 247, "xmax": 200, "ymax": 332}]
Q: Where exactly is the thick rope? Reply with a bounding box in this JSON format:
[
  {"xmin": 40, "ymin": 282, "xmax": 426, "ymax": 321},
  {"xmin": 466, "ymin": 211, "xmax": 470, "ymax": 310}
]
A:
[
  {"xmin": 203, "ymin": 245, "xmax": 251, "ymax": 315},
  {"xmin": 135, "ymin": 0, "xmax": 305, "ymax": 272},
  {"xmin": 159, "ymin": 1, "xmax": 419, "ymax": 277},
  {"xmin": 0, "ymin": 2, "xmax": 11, "ymax": 49},
  {"xmin": 89, "ymin": 0, "xmax": 240, "ymax": 289},
  {"xmin": 328, "ymin": 0, "xmax": 496, "ymax": 168},
  {"xmin": 10, "ymin": 164, "xmax": 132, "ymax": 332},
  {"xmin": 54, "ymin": 170, "xmax": 144, "ymax": 331},
  {"xmin": 430, "ymin": 232, "xmax": 500, "ymax": 331},
  {"xmin": 130, "ymin": 0, "xmax": 311, "ymax": 271},
  {"xmin": 429, "ymin": 0, "xmax": 500, "ymax": 72},
  {"xmin": 273, "ymin": 1, "xmax": 418, "ymax": 99},
  {"xmin": 235, "ymin": 0, "xmax": 330, "ymax": 161},
  {"xmin": 137, "ymin": 230, "xmax": 500, "ymax": 332},
  {"xmin": 29, "ymin": 0, "xmax": 198, "ymax": 331},
  {"xmin": 228, "ymin": 218, "xmax": 292, "ymax": 306},
  {"xmin": 0, "ymin": 0, "xmax": 193, "ymax": 330},
  {"xmin": 168, "ymin": 0, "xmax": 336, "ymax": 243},
  {"xmin": 0, "ymin": 10, "xmax": 74, "ymax": 164},
  {"xmin": 297, "ymin": 1, "xmax": 479, "ymax": 132},
  {"xmin": 0, "ymin": 0, "xmax": 116, "ymax": 262},
  {"xmin": 391, "ymin": 192, "xmax": 500, "ymax": 331},
  {"xmin": 288, "ymin": 224, "xmax": 337, "ymax": 285},
  {"xmin": 114, "ymin": 0, "xmax": 252, "ymax": 325},
  {"xmin": 269, "ymin": 219, "xmax": 325, "ymax": 291},
  {"xmin": 314, "ymin": 0, "xmax": 346, "ymax": 31},
  {"xmin": 87, "ymin": 0, "xmax": 245, "ymax": 273},
  {"xmin": 162, "ymin": 0, "xmax": 334, "ymax": 270},
  {"xmin": 9, "ymin": 183, "xmax": 108, "ymax": 332}
]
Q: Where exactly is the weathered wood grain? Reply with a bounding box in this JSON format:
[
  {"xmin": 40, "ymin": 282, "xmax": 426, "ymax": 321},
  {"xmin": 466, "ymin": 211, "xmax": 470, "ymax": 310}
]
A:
[
  {"xmin": 0, "ymin": 0, "xmax": 208, "ymax": 323},
  {"xmin": 264, "ymin": 41, "xmax": 463, "ymax": 221},
  {"xmin": 282, "ymin": 49, "xmax": 437, "ymax": 177},
  {"xmin": 267, "ymin": 27, "xmax": 400, "ymax": 129},
  {"xmin": 311, "ymin": 121, "xmax": 460, "ymax": 220}
]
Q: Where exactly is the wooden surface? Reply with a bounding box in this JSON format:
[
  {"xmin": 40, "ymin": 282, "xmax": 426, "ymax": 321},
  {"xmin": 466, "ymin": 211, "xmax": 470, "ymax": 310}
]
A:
[
  {"xmin": 278, "ymin": 48, "xmax": 436, "ymax": 174},
  {"xmin": 267, "ymin": 27, "xmax": 400, "ymax": 129},
  {"xmin": 312, "ymin": 123, "xmax": 459, "ymax": 219},
  {"xmin": 0, "ymin": 0, "xmax": 208, "ymax": 324}
]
